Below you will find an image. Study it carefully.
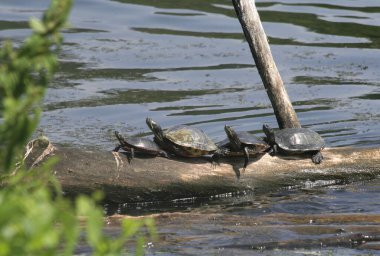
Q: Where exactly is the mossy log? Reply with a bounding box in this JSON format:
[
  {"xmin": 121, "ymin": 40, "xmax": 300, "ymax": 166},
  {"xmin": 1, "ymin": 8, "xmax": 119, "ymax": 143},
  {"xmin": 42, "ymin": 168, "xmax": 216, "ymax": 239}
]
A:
[{"xmin": 25, "ymin": 138, "xmax": 380, "ymax": 203}]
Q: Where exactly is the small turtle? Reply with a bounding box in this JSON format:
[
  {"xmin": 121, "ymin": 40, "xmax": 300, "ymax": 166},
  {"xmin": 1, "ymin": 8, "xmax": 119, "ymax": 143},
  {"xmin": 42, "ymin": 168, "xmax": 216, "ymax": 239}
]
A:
[
  {"xmin": 113, "ymin": 131, "xmax": 168, "ymax": 162},
  {"xmin": 262, "ymin": 124, "xmax": 325, "ymax": 164},
  {"xmin": 221, "ymin": 125, "xmax": 270, "ymax": 170},
  {"xmin": 146, "ymin": 117, "xmax": 220, "ymax": 160}
]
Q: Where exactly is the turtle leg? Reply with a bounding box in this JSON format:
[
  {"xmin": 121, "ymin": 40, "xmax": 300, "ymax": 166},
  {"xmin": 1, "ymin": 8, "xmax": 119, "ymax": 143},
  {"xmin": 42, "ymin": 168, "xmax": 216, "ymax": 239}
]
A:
[
  {"xmin": 268, "ymin": 144, "xmax": 278, "ymax": 157},
  {"xmin": 113, "ymin": 145, "xmax": 121, "ymax": 152},
  {"xmin": 210, "ymin": 148, "xmax": 225, "ymax": 168},
  {"xmin": 210, "ymin": 148, "xmax": 230, "ymax": 168},
  {"xmin": 311, "ymin": 151, "xmax": 323, "ymax": 164},
  {"xmin": 126, "ymin": 147, "xmax": 135, "ymax": 164},
  {"xmin": 159, "ymin": 150, "xmax": 170, "ymax": 159},
  {"xmin": 243, "ymin": 146, "xmax": 250, "ymax": 172},
  {"xmin": 211, "ymin": 152, "xmax": 221, "ymax": 168},
  {"xmin": 170, "ymin": 144, "xmax": 185, "ymax": 157}
]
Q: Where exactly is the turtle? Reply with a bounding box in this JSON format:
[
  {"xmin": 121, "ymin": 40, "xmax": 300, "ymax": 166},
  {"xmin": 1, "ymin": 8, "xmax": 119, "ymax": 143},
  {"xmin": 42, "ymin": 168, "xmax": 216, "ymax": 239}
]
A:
[
  {"xmin": 146, "ymin": 117, "xmax": 220, "ymax": 160},
  {"xmin": 220, "ymin": 125, "xmax": 270, "ymax": 170},
  {"xmin": 262, "ymin": 124, "xmax": 325, "ymax": 164},
  {"xmin": 113, "ymin": 131, "xmax": 168, "ymax": 162}
]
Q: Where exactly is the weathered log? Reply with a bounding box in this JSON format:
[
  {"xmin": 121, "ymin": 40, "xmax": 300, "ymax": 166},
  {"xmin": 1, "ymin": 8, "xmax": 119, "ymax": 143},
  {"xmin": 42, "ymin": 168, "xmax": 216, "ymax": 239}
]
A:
[
  {"xmin": 232, "ymin": 0, "xmax": 301, "ymax": 128},
  {"xmin": 25, "ymin": 138, "xmax": 380, "ymax": 203}
]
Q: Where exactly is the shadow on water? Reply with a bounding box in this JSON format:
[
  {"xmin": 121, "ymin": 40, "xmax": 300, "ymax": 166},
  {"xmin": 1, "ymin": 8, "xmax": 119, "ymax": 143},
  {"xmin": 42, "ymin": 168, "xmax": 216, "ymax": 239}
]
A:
[
  {"xmin": 2, "ymin": 0, "xmax": 380, "ymax": 254},
  {"xmin": 44, "ymin": 87, "xmax": 247, "ymax": 111}
]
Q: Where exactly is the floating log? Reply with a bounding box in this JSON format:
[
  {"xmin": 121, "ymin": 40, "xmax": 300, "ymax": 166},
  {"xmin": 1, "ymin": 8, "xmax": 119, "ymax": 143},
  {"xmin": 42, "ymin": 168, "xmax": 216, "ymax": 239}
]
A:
[
  {"xmin": 232, "ymin": 0, "xmax": 301, "ymax": 128},
  {"xmin": 25, "ymin": 138, "xmax": 380, "ymax": 203}
]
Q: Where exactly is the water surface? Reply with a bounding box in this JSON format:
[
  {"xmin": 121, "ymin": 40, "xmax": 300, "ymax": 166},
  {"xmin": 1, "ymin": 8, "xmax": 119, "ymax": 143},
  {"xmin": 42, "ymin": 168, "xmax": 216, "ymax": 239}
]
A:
[{"xmin": 1, "ymin": 0, "xmax": 380, "ymax": 254}]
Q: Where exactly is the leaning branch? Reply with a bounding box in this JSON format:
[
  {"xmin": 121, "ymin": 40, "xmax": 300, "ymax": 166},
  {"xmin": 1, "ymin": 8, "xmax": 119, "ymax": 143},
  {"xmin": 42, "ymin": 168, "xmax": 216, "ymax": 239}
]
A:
[{"xmin": 232, "ymin": 0, "xmax": 301, "ymax": 128}]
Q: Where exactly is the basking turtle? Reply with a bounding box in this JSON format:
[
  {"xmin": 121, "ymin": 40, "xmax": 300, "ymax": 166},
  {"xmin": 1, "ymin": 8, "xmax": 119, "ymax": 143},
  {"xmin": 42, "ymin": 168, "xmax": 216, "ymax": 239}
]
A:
[
  {"xmin": 146, "ymin": 117, "xmax": 219, "ymax": 159},
  {"xmin": 262, "ymin": 124, "xmax": 325, "ymax": 164},
  {"xmin": 113, "ymin": 131, "xmax": 168, "ymax": 162},
  {"xmin": 221, "ymin": 125, "xmax": 270, "ymax": 170}
]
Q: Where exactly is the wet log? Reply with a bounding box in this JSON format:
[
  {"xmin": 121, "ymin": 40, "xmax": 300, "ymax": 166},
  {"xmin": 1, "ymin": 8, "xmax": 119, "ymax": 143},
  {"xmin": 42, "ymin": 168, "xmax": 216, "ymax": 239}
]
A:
[
  {"xmin": 25, "ymin": 138, "xmax": 380, "ymax": 203},
  {"xmin": 232, "ymin": 0, "xmax": 301, "ymax": 128}
]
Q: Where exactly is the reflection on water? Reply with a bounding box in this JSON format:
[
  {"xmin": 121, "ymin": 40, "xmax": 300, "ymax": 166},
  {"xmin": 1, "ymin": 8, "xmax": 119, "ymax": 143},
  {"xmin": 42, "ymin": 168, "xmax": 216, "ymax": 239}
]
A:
[
  {"xmin": 2, "ymin": 0, "xmax": 380, "ymax": 254},
  {"xmin": 105, "ymin": 178, "xmax": 380, "ymax": 255},
  {"xmin": 38, "ymin": 0, "xmax": 380, "ymax": 148}
]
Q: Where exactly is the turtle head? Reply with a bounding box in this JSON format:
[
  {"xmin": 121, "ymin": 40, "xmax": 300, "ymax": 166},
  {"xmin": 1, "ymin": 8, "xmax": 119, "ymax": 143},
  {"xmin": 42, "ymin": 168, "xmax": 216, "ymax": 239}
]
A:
[
  {"xmin": 262, "ymin": 124, "xmax": 275, "ymax": 143},
  {"xmin": 146, "ymin": 117, "xmax": 164, "ymax": 143},
  {"xmin": 224, "ymin": 125, "xmax": 241, "ymax": 150},
  {"xmin": 114, "ymin": 131, "xmax": 126, "ymax": 146}
]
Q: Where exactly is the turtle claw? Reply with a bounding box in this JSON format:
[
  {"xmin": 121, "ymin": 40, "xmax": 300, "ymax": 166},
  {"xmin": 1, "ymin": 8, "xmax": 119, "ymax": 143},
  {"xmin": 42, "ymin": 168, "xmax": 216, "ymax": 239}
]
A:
[
  {"xmin": 311, "ymin": 151, "xmax": 323, "ymax": 164},
  {"xmin": 113, "ymin": 144, "xmax": 122, "ymax": 153},
  {"xmin": 211, "ymin": 153, "xmax": 221, "ymax": 169},
  {"xmin": 126, "ymin": 154, "xmax": 132, "ymax": 164},
  {"xmin": 113, "ymin": 144, "xmax": 132, "ymax": 164},
  {"xmin": 268, "ymin": 145, "xmax": 278, "ymax": 157},
  {"xmin": 243, "ymin": 146, "xmax": 249, "ymax": 170},
  {"xmin": 122, "ymin": 147, "xmax": 134, "ymax": 164},
  {"xmin": 159, "ymin": 151, "xmax": 170, "ymax": 159},
  {"xmin": 211, "ymin": 159, "xmax": 220, "ymax": 169}
]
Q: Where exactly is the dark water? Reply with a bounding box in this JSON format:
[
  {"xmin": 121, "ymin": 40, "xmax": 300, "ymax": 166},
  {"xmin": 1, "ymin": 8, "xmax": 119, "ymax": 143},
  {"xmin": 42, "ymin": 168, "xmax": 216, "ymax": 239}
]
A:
[{"xmin": 2, "ymin": 0, "xmax": 380, "ymax": 254}]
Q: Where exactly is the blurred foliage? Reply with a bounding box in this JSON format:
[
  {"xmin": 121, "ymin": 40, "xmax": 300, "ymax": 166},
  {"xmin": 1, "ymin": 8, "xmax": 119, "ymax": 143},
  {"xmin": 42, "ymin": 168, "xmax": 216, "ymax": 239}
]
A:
[
  {"xmin": 0, "ymin": 0, "xmax": 72, "ymax": 171},
  {"xmin": 0, "ymin": 0, "xmax": 155, "ymax": 255},
  {"xmin": 0, "ymin": 162, "xmax": 79, "ymax": 256},
  {"xmin": 0, "ymin": 165, "xmax": 156, "ymax": 255}
]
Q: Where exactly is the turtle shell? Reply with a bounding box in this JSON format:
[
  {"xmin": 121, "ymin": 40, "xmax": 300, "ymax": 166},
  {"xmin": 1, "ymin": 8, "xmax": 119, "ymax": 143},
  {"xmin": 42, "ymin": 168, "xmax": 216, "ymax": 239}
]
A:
[
  {"xmin": 235, "ymin": 131, "xmax": 269, "ymax": 149},
  {"xmin": 274, "ymin": 128, "xmax": 325, "ymax": 152},
  {"xmin": 216, "ymin": 138, "xmax": 230, "ymax": 148},
  {"xmin": 164, "ymin": 125, "xmax": 218, "ymax": 156},
  {"xmin": 115, "ymin": 132, "xmax": 163, "ymax": 155},
  {"xmin": 124, "ymin": 137, "xmax": 163, "ymax": 154},
  {"xmin": 218, "ymin": 132, "xmax": 269, "ymax": 155}
]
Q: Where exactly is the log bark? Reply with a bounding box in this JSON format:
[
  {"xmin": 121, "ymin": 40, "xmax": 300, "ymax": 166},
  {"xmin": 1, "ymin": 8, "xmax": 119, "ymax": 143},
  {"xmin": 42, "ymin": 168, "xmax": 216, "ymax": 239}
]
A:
[
  {"xmin": 232, "ymin": 0, "xmax": 301, "ymax": 129},
  {"xmin": 25, "ymin": 138, "xmax": 380, "ymax": 203}
]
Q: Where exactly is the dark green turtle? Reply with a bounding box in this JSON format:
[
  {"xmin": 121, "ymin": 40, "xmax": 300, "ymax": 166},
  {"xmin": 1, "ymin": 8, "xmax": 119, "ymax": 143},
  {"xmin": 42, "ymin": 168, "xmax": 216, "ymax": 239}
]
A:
[
  {"xmin": 146, "ymin": 117, "xmax": 219, "ymax": 159},
  {"xmin": 113, "ymin": 131, "xmax": 168, "ymax": 162},
  {"xmin": 262, "ymin": 124, "xmax": 325, "ymax": 164},
  {"xmin": 221, "ymin": 125, "xmax": 270, "ymax": 170}
]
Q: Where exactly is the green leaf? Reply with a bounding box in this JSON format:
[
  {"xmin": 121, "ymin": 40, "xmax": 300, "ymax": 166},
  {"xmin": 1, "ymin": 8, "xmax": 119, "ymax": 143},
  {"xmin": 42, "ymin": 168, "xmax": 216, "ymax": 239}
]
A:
[{"xmin": 29, "ymin": 18, "xmax": 46, "ymax": 34}]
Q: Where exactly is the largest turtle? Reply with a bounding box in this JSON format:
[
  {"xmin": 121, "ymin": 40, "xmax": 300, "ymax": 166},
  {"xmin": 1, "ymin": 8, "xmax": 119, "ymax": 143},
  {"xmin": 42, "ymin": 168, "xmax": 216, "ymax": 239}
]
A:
[
  {"xmin": 146, "ymin": 117, "xmax": 220, "ymax": 160},
  {"xmin": 262, "ymin": 124, "xmax": 325, "ymax": 164}
]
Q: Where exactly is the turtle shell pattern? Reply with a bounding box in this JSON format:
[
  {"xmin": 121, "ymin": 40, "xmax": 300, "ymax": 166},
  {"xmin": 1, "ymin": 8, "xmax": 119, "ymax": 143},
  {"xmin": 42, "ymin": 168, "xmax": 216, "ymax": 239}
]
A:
[
  {"xmin": 164, "ymin": 125, "xmax": 218, "ymax": 157},
  {"xmin": 235, "ymin": 131, "xmax": 269, "ymax": 151},
  {"xmin": 274, "ymin": 128, "xmax": 325, "ymax": 152}
]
